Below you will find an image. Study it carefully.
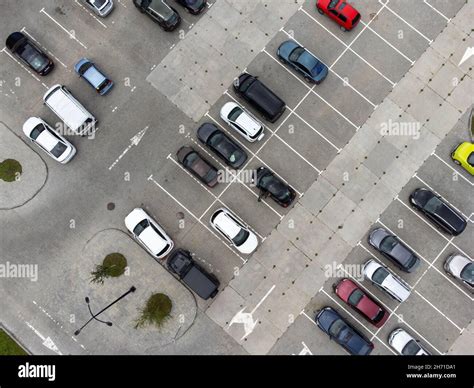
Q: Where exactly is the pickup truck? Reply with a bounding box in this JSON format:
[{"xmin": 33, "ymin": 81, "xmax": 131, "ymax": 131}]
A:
[{"xmin": 167, "ymin": 249, "xmax": 219, "ymax": 300}]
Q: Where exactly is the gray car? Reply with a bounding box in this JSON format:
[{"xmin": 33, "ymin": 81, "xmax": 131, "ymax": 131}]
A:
[
  {"xmin": 444, "ymin": 254, "xmax": 474, "ymax": 292},
  {"xmin": 83, "ymin": 0, "xmax": 114, "ymax": 17},
  {"xmin": 368, "ymin": 228, "xmax": 420, "ymax": 273}
]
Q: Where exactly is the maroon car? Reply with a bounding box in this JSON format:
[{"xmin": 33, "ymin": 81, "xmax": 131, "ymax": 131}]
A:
[
  {"xmin": 177, "ymin": 146, "xmax": 219, "ymax": 187},
  {"xmin": 333, "ymin": 278, "xmax": 389, "ymax": 328}
]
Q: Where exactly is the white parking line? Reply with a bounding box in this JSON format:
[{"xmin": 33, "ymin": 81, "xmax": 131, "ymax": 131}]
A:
[
  {"xmin": 147, "ymin": 174, "xmax": 247, "ymax": 263},
  {"xmin": 207, "ymin": 108, "xmax": 321, "ymax": 174},
  {"xmin": 74, "ymin": 0, "xmax": 108, "ymax": 29},
  {"xmin": 432, "ymin": 152, "xmax": 473, "ymax": 186},
  {"xmin": 358, "ymin": 20, "xmax": 415, "ymax": 65},
  {"xmin": 423, "ymin": 0, "xmax": 451, "ymax": 22},
  {"xmin": 376, "ymin": 219, "xmax": 474, "ymax": 301},
  {"xmin": 320, "ymin": 289, "xmax": 397, "ymax": 354},
  {"xmin": 20, "ymin": 27, "xmax": 68, "ymax": 69},
  {"xmin": 278, "ymin": 31, "xmax": 377, "ymax": 108},
  {"xmin": 379, "ymin": 0, "xmax": 433, "ymax": 44},
  {"xmin": 337, "ymin": 264, "xmax": 445, "ymax": 355},
  {"xmin": 412, "ymin": 173, "xmax": 471, "ymax": 221},
  {"xmin": 167, "ymin": 155, "xmax": 270, "ymax": 240},
  {"xmin": 40, "ymin": 8, "xmax": 88, "ymax": 49},
  {"xmin": 299, "ymin": 7, "xmax": 397, "ymax": 86},
  {"xmin": 329, "ymin": 1, "xmax": 389, "ymax": 71},
  {"xmin": 262, "ymin": 48, "xmax": 360, "ymax": 131},
  {"xmin": 0, "ymin": 48, "xmax": 49, "ymax": 89},
  {"xmin": 414, "ymin": 290, "xmax": 463, "ymax": 332},
  {"xmin": 116, "ymin": 0, "xmax": 127, "ymax": 8}
]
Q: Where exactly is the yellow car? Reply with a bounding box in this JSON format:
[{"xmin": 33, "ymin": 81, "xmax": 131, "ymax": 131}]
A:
[{"xmin": 451, "ymin": 142, "xmax": 474, "ymax": 175}]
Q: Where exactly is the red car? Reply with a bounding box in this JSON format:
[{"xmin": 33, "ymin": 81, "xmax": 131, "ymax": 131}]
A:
[
  {"xmin": 316, "ymin": 0, "xmax": 361, "ymax": 31},
  {"xmin": 333, "ymin": 278, "xmax": 389, "ymax": 328}
]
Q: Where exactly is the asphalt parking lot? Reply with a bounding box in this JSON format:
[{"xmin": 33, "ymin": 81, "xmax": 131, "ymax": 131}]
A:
[
  {"xmin": 270, "ymin": 110, "xmax": 473, "ymax": 356},
  {"xmin": 0, "ymin": 0, "xmax": 471, "ymax": 356}
]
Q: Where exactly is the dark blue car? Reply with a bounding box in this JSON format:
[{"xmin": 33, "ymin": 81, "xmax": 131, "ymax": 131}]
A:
[
  {"xmin": 315, "ymin": 306, "xmax": 374, "ymax": 355},
  {"xmin": 277, "ymin": 40, "xmax": 328, "ymax": 84}
]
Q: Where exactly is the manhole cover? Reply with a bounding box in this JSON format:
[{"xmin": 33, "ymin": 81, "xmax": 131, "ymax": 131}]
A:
[
  {"xmin": 176, "ymin": 212, "xmax": 185, "ymax": 220},
  {"xmin": 107, "ymin": 202, "xmax": 115, "ymax": 211}
]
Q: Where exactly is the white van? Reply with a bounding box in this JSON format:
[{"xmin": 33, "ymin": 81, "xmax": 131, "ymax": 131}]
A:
[{"xmin": 43, "ymin": 84, "xmax": 97, "ymax": 136}]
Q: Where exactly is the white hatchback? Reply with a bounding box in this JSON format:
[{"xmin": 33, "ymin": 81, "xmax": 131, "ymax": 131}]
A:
[
  {"xmin": 363, "ymin": 259, "xmax": 411, "ymax": 302},
  {"xmin": 220, "ymin": 102, "xmax": 264, "ymax": 142},
  {"xmin": 23, "ymin": 117, "xmax": 76, "ymax": 164},
  {"xmin": 210, "ymin": 208, "xmax": 258, "ymax": 254},
  {"xmin": 125, "ymin": 208, "xmax": 174, "ymax": 259},
  {"xmin": 389, "ymin": 328, "xmax": 430, "ymax": 355}
]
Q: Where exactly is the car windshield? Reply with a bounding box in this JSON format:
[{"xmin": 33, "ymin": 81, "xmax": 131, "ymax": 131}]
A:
[
  {"xmin": 148, "ymin": 0, "xmax": 174, "ymax": 19},
  {"xmin": 91, "ymin": 0, "xmax": 107, "ymax": 8},
  {"xmin": 289, "ymin": 47, "xmax": 305, "ymax": 63},
  {"xmin": 380, "ymin": 236, "xmax": 398, "ymax": 253},
  {"xmin": 402, "ymin": 340, "xmax": 421, "ymax": 356},
  {"xmin": 238, "ymin": 77, "xmax": 253, "ymax": 92},
  {"xmin": 348, "ymin": 289, "xmax": 364, "ymax": 306},
  {"xmin": 460, "ymin": 263, "xmax": 474, "ymax": 284},
  {"xmin": 228, "ymin": 106, "xmax": 243, "ymax": 122},
  {"xmin": 184, "ymin": 151, "xmax": 198, "ymax": 167},
  {"xmin": 17, "ymin": 43, "xmax": 48, "ymax": 71},
  {"xmin": 50, "ymin": 142, "xmax": 67, "ymax": 158},
  {"xmin": 372, "ymin": 267, "xmax": 389, "ymax": 284},
  {"xmin": 328, "ymin": 318, "xmax": 345, "ymax": 337},
  {"xmin": 424, "ymin": 196, "xmax": 443, "ymax": 213},
  {"xmin": 467, "ymin": 152, "xmax": 474, "ymax": 166},
  {"xmin": 372, "ymin": 310, "xmax": 385, "ymax": 323},
  {"xmin": 232, "ymin": 229, "xmax": 249, "ymax": 246},
  {"xmin": 157, "ymin": 243, "xmax": 171, "ymax": 257},
  {"xmin": 133, "ymin": 219, "xmax": 148, "ymax": 236},
  {"xmin": 30, "ymin": 124, "xmax": 45, "ymax": 140},
  {"xmin": 328, "ymin": 0, "xmax": 339, "ymax": 9}
]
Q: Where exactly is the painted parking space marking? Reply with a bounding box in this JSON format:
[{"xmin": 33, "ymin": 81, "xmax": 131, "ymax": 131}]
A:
[
  {"xmin": 432, "ymin": 152, "xmax": 473, "ymax": 186},
  {"xmin": 379, "ymin": 0, "xmax": 433, "ymax": 43},
  {"xmin": 423, "ymin": 0, "xmax": 451, "ymax": 22},
  {"xmin": 147, "ymin": 174, "xmax": 247, "ymax": 264},
  {"xmin": 414, "ymin": 290, "xmax": 463, "ymax": 332},
  {"xmin": 40, "ymin": 7, "xmax": 88, "ymax": 49},
  {"xmin": 73, "ymin": 0, "xmax": 108, "ymax": 29},
  {"xmin": 20, "ymin": 27, "xmax": 68, "ymax": 69},
  {"xmin": 279, "ymin": 30, "xmax": 377, "ymax": 108},
  {"xmin": 298, "ymin": 7, "xmax": 397, "ymax": 85}
]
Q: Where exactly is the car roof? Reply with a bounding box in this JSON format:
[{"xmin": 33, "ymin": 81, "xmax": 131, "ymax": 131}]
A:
[
  {"xmin": 83, "ymin": 64, "xmax": 106, "ymax": 87},
  {"xmin": 212, "ymin": 209, "xmax": 241, "ymax": 239}
]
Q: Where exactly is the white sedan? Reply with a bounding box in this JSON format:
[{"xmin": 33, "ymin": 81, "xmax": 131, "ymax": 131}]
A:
[
  {"xmin": 125, "ymin": 208, "xmax": 174, "ymax": 259},
  {"xmin": 210, "ymin": 208, "xmax": 258, "ymax": 254},
  {"xmin": 389, "ymin": 328, "xmax": 430, "ymax": 355},
  {"xmin": 363, "ymin": 259, "xmax": 411, "ymax": 302},
  {"xmin": 23, "ymin": 117, "xmax": 76, "ymax": 164},
  {"xmin": 220, "ymin": 102, "xmax": 264, "ymax": 142}
]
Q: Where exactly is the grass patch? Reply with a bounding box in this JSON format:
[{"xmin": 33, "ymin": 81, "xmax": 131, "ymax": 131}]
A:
[
  {"xmin": 135, "ymin": 293, "xmax": 172, "ymax": 329},
  {"xmin": 90, "ymin": 253, "xmax": 128, "ymax": 285},
  {"xmin": 0, "ymin": 159, "xmax": 22, "ymax": 182},
  {"xmin": 0, "ymin": 329, "xmax": 27, "ymax": 355}
]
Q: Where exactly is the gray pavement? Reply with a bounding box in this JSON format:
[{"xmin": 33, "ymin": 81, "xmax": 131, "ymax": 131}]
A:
[{"xmin": 0, "ymin": 0, "xmax": 472, "ymax": 356}]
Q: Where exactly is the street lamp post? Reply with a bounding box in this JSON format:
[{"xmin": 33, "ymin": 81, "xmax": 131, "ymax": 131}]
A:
[{"xmin": 74, "ymin": 286, "xmax": 136, "ymax": 336}]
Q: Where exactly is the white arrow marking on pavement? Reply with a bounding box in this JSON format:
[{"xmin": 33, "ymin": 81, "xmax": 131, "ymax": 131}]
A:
[
  {"xmin": 459, "ymin": 47, "xmax": 474, "ymax": 66},
  {"xmin": 25, "ymin": 322, "xmax": 63, "ymax": 355},
  {"xmin": 228, "ymin": 285, "xmax": 275, "ymax": 340},
  {"xmin": 108, "ymin": 126, "xmax": 149, "ymax": 170}
]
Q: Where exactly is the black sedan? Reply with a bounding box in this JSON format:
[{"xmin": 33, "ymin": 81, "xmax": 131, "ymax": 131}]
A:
[
  {"xmin": 177, "ymin": 146, "xmax": 219, "ymax": 187},
  {"xmin": 175, "ymin": 0, "xmax": 206, "ymax": 14},
  {"xmin": 315, "ymin": 307, "xmax": 374, "ymax": 355},
  {"xmin": 133, "ymin": 0, "xmax": 181, "ymax": 31},
  {"xmin": 254, "ymin": 167, "xmax": 296, "ymax": 207},
  {"xmin": 368, "ymin": 228, "xmax": 420, "ymax": 273},
  {"xmin": 410, "ymin": 188, "xmax": 467, "ymax": 236},
  {"xmin": 5, "ymin": 32, "xmax": 54, "ymax": 76},
  {"xmin": 197, "ymin": 123, "xmax": 247, "ymax": 169}
]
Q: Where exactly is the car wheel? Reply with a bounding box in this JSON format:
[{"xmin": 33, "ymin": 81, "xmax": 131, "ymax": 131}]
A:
[
  {"xmin": 453, "ymin": 159, "xmax": 461, "ymax": 165},
  {"xmin": 278, "ymin": 57, "xmax": 286, "ymax": 64},
  {"xmin": 304, "ymin": 76, "xmax": 313, "ymax": 83},
  {"xmin": 317, "ymin": 7, "xmax": 324, "ymax": 15},
  {"xmin": 340, "ymin": 25, "xmax": 347, "ymax": 32}
]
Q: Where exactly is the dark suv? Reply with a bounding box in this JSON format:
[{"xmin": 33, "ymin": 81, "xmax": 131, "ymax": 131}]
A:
[
  {"xmin": 167, "ymin": 249, "xmax": 219, "ymax": 300},
  {"xmin": 233, "ymin": 73, "xmax": 286, "ymax": 123},
  {"xmin": 133, "ymin": 0, "xmax": 181, "ymax": 31},
  {"xmin": 5, "ymin": 32, "xmax": 54, "ymax": 76}
]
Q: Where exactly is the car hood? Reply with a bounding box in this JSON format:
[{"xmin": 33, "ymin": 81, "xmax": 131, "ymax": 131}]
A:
[
  {"xmin": 411, "ymin": 188, "xmax": 433, "ymax": 207},
  {"xmin": 316, "ymin": 307, "xmax": 338, "ymax": 332},
  {"xmin": 446, "ymin": 255, "xmax": 470, "ymax": 278},
  {"xmin": 277, "ymin": 40, "xmax": 299, "ymax": 60},
  {"xmin": 237, "ymin": 231, "xmax": 258, "ymax": 254},
  {"xmin": 369, "ymin": 228, "xmax": 390, "ymax": 247}
]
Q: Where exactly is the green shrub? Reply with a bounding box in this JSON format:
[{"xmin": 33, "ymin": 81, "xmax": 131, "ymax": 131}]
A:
[
  {"xmin": 90, "ymin": 253, "xmax": 127, "ymax": 285},
  {"xmin": 0, "ymin": 159, "xmax": 22, "ymax": 182},
  {"xmin": 135, "ymin": 293, "xmax": 172, "ymax": 329}
]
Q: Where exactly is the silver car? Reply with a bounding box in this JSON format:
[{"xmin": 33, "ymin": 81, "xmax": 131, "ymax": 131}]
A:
[
  {"xmin": 444, "ymin": 254, "xmax": 474, "ymax": 292},
  {"xmin": 363, "ymin": 259, "xmax": 411, "ymax": 302},
  {"xmin": 83, "ymin": 0, "xmax": 114, "ymax": 17}
]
